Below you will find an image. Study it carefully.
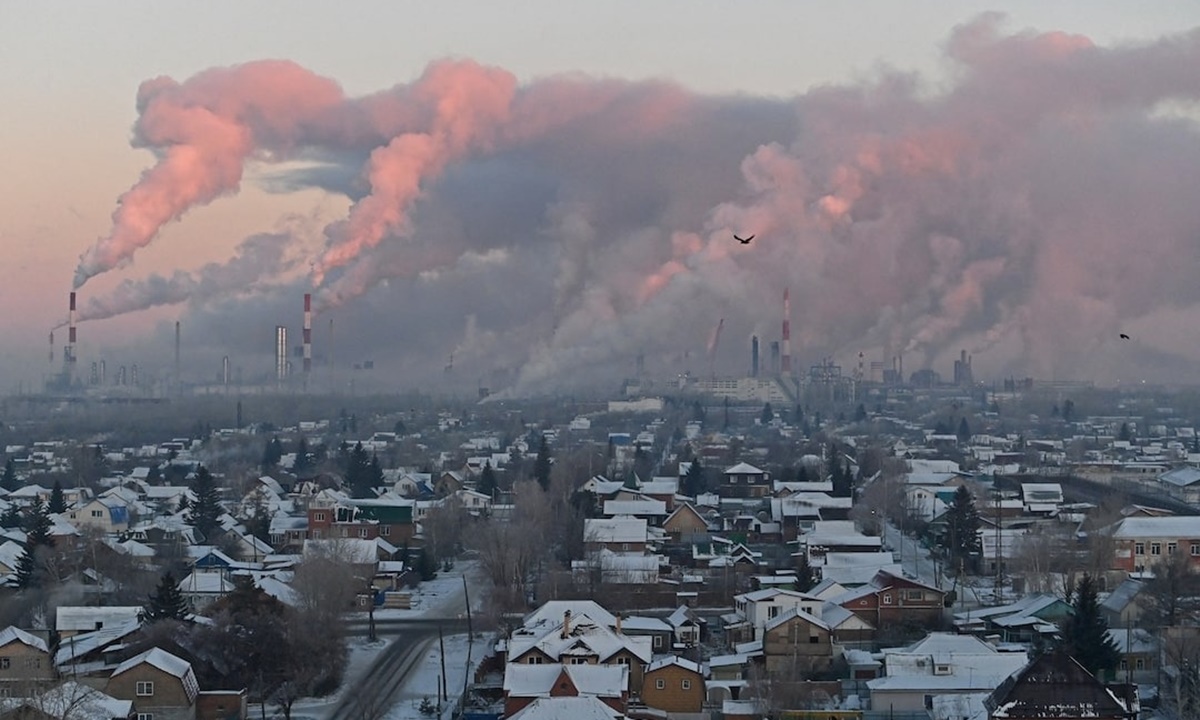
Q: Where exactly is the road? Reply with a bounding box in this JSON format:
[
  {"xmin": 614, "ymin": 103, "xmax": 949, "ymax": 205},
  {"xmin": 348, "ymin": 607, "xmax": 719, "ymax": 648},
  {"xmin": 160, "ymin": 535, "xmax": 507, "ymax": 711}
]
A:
[
  {"xmin": 883, "ymin": 521, "xmax": 983, "ymax": 609},
  {"xmin": 327, "ymin": 629, "xmax": 438, "ymax": 720}
]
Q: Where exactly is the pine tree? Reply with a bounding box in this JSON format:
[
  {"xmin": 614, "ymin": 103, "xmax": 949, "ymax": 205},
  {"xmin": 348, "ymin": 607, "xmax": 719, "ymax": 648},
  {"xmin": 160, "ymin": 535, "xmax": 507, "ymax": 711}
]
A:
[
  {"xmin": 941, "ymin": 485, "xmax": 982, "ymax": 569},
  {"xmin": 15, "ymin": 499, "xmax": 53, "ymax": 589},
  {"xmin": 534, "ymin": 436, "xmax": 552, "ymax": 491},
  {"xmin": 185, "ymin": 465, "xmax": 223, "ymax": 543},
  {"xmin": 1060, "ymin": 574, "xmax": 1121, "ymax": 679},
  {"xmin": 1, "ymin": 459, "xmax": 18, "ymax": 492},
  {"xmin": 345, "ymin": 443, "xmax": 374, "ymax": 498},
  {"xmin": 1118, "ymin": 422, "xmax": 1132, "ymax": 442},
  {"xmin": 683, "ymin": 460, "xmax": 705, "ymax": 497},
  {"xmin": 141, "ymin": 571, "xmax": 190, "ymax": 623},
  {"xmin": 261, "ymin": 436, "xmax": 283, "ymax": 471},
  {"xmin": 48, "ymin": 480, "xmax": 67, "ymax": 514},
  {"xmin": 23, "ymin": 499, "xmax": 53, "ymax": 546},
  {"xmin": 367, "ymin": 454, "xmax": 385, "ymax": 492},
  {"xmin": 760, "ymin": 403, "xmax": 774, "ymax": 425},
  {"xmin": 957, "ymin": 417, "xmax": 971, "ymax": 443},
  {"xmin": 293, "ymin": 437, "xmax": 313, "ymax": 477},
  {"xmin": 0, "ymin": 504, "xmax": 20, "ymax": 529},
  {"xmin": 794, "ymin": 553, "xmax": 817, "ymax": 593},
  {"xmin": 417, "ymin": 547, "xmax": 438, "ymax": 581},
  {"xmin": 477, "ymin": 462, "xmax": 497, "ymax": 497}
]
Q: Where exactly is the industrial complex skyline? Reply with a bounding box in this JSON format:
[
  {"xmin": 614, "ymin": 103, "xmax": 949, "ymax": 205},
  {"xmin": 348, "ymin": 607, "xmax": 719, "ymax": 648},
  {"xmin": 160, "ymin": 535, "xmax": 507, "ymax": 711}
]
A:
[{"xmin": 5, "ymin": 4, "xmax": 1200, "ymax": 396}]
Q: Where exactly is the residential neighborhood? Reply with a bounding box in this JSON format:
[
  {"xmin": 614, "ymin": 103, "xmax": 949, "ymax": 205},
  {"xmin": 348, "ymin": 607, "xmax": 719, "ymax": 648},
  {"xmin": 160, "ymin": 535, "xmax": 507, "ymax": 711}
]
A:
[{"xmin": 0, "ymin": 383, "xmax": 1198, "ymax": 720}]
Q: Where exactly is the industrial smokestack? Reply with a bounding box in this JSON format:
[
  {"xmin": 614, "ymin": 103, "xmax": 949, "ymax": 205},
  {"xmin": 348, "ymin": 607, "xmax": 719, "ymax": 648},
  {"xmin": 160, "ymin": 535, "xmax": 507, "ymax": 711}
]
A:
[
  {"xmin": 65, "ymin": 292, "xmax": 77, "ymax": 374},
  {"xmin": 100, "ymin": 360, "xmax": 106, "ymax": 385},
  {"xmin": 48, "ymin": 330, "xmax": 54, "ymax": 365},
  {"xmin": 781, "ymin": 288, "xmax": 791, "ymax": 376},
  {"xmin": 303, "ymin": 293, "xmax": 313, "ymax": 382},
  {"xmin": 275, "ymin": 325, "xmax": 288, "ymax": 383},
  {"xmin": 751, "ymin": 335, "xmax": 760, "ymax": 378},
  {"xmin": 174, "ymin": 320, "xmax": 181, "ymax": 390},
  {"xmin": 222, "ymin": 355, "xmax": 231, "ymax": 388}
]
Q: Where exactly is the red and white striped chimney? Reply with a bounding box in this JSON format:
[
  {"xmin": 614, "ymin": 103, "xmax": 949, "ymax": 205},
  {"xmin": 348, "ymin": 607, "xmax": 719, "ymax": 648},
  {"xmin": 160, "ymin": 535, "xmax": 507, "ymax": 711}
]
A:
[
  {"xmin": 67, "ymin": 291, "xmax": 77, "ymax": 367},
  {"xmin": 303, "ymin": 293, "xmax": 312, "ymax": 375},
  {"xmin": 781, "ymin": 287, "xmax": 791, "ymax": 376}
]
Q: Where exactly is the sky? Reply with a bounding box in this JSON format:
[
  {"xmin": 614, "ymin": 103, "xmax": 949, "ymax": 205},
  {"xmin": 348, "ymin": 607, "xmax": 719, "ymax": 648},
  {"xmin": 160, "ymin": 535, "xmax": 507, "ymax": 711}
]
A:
[{"xmin": 3, "ymin": 2, "xmax": 1200, "ymax": 396}]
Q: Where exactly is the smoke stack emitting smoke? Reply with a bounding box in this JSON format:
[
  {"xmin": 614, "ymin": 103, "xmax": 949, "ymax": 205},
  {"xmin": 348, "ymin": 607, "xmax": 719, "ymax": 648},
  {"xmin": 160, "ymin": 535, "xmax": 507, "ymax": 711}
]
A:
[{"xmin": 67, "ymin": 17, "xmax": 1200, "ymax": 390}]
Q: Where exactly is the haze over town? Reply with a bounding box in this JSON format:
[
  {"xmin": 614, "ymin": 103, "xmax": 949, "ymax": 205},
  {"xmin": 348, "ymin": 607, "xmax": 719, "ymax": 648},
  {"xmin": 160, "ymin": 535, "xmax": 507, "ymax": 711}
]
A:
[{"xmin": 5, "ymin": 3, "xmax": 1200, "ymax": 396}]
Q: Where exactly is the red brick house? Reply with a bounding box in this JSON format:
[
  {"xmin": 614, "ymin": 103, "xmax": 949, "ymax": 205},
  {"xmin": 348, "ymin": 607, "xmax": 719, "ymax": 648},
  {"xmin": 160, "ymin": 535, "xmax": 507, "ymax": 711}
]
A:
[
  {"xmin": 838, "ymin": 570, "xmax": 946, "ymax": 627},
  {"xmin": 306, "ymin": 496, "xmax": 414, "ymax": 543},
  {"xmin": 502, "ymin": 664, "xmax": 627, "ymax": 717}
]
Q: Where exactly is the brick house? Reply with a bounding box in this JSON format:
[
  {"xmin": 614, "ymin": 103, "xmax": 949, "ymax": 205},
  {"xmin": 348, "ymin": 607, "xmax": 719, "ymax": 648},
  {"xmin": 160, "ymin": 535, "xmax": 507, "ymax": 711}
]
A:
[
  {"xmin": 0, "ymin": 627, "xmax": 53, "ymax": 696},
  {"xmin": 1108, "ymin": 516, "xmax": 1200, "ymax": 573},
  {"xmin": 306, "ymin": 496, "xmax": 414, "ymax": 544},
  {"xmin": 641, "ymin": 656, "xmax": 705, "ymax": 714},
  {"xmin": 502, "ymin": 664, "xmax": 627, "ymax": 718},
  {"xmin": 582, "ymin": 518, "xmax": 648, "ymax": 555},
  {"xmin": 761, "ymin": 609, "xmax": 835, "ymax": 676},
  {"xmin": 837, "ymin": 570, "xmax": 946, "ymax": 628},
  {"xmin": 106, "ymin": 649, "xmax": 199, "ymax": 720},
  {"xmin": 721, "ymin": 463, "xmax": 770, "ymax": 499}
]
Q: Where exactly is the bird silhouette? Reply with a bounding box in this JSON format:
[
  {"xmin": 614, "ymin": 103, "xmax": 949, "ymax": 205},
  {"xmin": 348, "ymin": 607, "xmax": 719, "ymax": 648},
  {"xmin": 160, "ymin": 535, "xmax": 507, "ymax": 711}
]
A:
[
  {"xmin": 1119, "ymin": 333, "xmax": 1130, "ymax": 340},
  {"xmin": 734, "ymin": 234, "xmax": 755, "ymax": 245}
]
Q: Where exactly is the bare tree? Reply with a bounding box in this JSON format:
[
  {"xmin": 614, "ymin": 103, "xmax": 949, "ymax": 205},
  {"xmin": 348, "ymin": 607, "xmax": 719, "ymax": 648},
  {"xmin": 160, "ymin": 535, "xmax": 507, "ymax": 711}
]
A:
[
  {"xmin": 422, "ymin": 496, "xmax": 470, "ymax": 563},
  {"xmin": 1010, "ymin": 526, "xmax": 1076, "ymax": 596},
  {"xmin": 292, "ymin": 538, "xmax": 370, "ymax": 621},
  {"xmin": 1142, "ymin": 550, "xmax": 1200, "ymax": 629},
  {"xmin": 469, "ymin": 480, "xmax": 556, "ymax": 612}
]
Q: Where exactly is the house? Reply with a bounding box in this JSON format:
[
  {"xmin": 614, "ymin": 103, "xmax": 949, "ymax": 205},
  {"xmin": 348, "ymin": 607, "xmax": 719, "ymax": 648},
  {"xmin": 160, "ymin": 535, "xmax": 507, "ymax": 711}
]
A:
[
  {"xmin": 726, "ymin": 588, "xmax": 822, "ymax": 643},
  {"xmin": 721, "ymin": 463, "xmax": 770, "ymax": 499},
  {"xmin": 836, "ymin": 570, "xmax": 946, "ymax": 628},
  {"xmin": 760, "ymin": 608, "xmax": 834, "ymax": 676},
  {"xmin": 66, "ymin": 498, "xmax": 130, "ymax": 535},
  {"xmin": 868, "ymin": 633, "xmax": 1028, "ymax": 713},
  {"xmin": 502, "ymin": 663, "xmax": 628, "ymax": 718},
  {"xmin": 506, "ymin": 696, "xmax": 626, "ymax": 720},
  {"xmin": 583, "ymin": 518, "xmax": 648, "ymax": 555},
  {"xmin": 307, "ymin": 495, "xmax": 414, "ymax": 544},
  {"xmin": 1108, "ymin": 516, "xmax": 1200, "ymax": 572},
  {"xmin": 1020, "ymin": 483, "xmax": 1064, "ymax": 515},
  {"xmin": 664, "ymin": 606, "xmax": 705, "ymax": 649},
  {"xmin": 505, "ymin": 610, "xmax": 652, "ymax": 692},
  {"xmin": 1109, "ymin": 627, "xmax": 1157, "ymax": 685},
  {"xmin": 985, "ymin": 651, "xmax": 1137, "ymax": 719},
  {"xmin": 106, "ymin": 648, "xmax": 199, "ymax": 720},
  {"xmin": 614, "ymin": 616, "xmax": 673, "ymax": 655},
  {"xmin": 55, "ymin": 608, "xmax": 141, "ymax": 639},
  {"xmin": 177, "ymin": 571, "xmax": 237, "ymax": 612},
  {"xmin": 0, "ymin": 681, "xmax": 133, "ymax": 720},
  {"xmin": 0, "ymin": 627, "xmax": 53, "ymax": 695},
  {"xmin": 1100, "ymin": 578, "xmax": 1146, "ymax": 628},
  {"xmin": 1157, "ymin": 466, "xmax": 1200, "ymax": 504},
  {"xmin": 641, "ymin": 656, "xmax": 704, "ymax": 714},
  {"xmin": 800, "ymin": 521, "xmax": 883, "ymax": 563},
  {"xmin": 661, "ymin": 504, "xmax": 710, "ymax": 543},
  {"xmin": 953, "ymin": 593, "xmax": 1071, "ymax": 644}
]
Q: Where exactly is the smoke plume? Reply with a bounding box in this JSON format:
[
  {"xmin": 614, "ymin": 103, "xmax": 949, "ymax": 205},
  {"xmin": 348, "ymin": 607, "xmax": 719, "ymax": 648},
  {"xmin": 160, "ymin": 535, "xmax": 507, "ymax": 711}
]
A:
[{"xmin": 75, "ymin": 16, "xmax": 1200, "ymax": 392}]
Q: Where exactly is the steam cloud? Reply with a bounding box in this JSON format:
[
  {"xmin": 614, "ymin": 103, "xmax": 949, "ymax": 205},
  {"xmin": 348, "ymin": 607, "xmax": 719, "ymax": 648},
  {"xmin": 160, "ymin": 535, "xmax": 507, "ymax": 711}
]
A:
[{"xmin": 74, "ymin": 16, "xmax": 1200, "ymax": 392}]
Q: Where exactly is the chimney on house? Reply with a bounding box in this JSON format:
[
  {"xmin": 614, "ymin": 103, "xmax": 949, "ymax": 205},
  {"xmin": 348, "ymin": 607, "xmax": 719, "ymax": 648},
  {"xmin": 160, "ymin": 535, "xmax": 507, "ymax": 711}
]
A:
[
  {"xmin": 561, "ymin": 610, "xmax": 572, "ymax": 639},
  {"xmin": 615, "ymin": 614, "xmax": 622, "ymax": 634}
]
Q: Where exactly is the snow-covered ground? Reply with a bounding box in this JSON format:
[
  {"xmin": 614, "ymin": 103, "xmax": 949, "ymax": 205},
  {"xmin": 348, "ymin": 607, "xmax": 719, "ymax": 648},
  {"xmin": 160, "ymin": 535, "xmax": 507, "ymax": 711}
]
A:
[
  {"xmin": 271, "ymin": 637, "xmax": 391, "ymax": 720},
  {"xmin": 384, "ymin": 633, "xmax": 484, "ymax": 720},
  {"xmin": 372, "ymin": 559, "xmax": 489, "ymax": 620}
]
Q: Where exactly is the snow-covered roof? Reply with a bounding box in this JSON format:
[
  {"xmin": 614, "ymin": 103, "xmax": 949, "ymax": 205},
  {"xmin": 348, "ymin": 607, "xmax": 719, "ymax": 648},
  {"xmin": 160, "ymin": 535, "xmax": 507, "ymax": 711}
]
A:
[
  {"xmin": 508, "ymin": 612, "xmax": 652, "ymax": 665},
  {"xmin": 507, "ymin": 696, "xmax": 626, "ymax": 720},
  {"xmin": 56, "ymin": 606, "xmax": 141, "ymax": 633},
  {"xmin": 112, "ymin": 648, "xmax": 199, "ymax": 703},
  {"xmin": 0, "ymin": 681, "xmax": 133, "ymax": 720},
  {"xmin": 724, "ymin": 462, "xmax": 764, "ymax": 475},
  {"xmin": 0, "ymin": 626, "xmax": 48, "ymax": 653},
  {"xmin": 1111, "ymin": 516, "xmax": 1200, "ymax": 539},
  {"xmin": 584, "ymin": 517, "xmax": 648, "ymax": 544},
  {"xmin": 647, "ymin": 655, "xmax": 703, "ymax": 675},
  {"xmin": 503, "ymin": 663, "xmax": 628, "ymax": 697},
  {"xmin": 523, "ymin": 601, "xmax": 617, "ymax": 630}
]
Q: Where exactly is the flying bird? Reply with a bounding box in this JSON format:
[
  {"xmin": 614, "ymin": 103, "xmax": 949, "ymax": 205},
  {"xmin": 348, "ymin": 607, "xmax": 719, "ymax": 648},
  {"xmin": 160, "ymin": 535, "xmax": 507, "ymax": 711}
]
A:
[
  {"xmin": 1119, "ymin": 333, "xmax": 1130, "ymax": 340},
  {"xmin": 734, "ymin": 234, "xmax": 755, "ymax": 245}
]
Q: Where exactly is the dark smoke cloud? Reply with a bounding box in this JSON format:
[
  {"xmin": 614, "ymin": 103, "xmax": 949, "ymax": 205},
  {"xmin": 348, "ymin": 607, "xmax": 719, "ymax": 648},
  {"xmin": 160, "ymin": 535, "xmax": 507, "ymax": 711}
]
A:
[{"xmin": 75, "ymin": 16, "xmax": 1200, "ymax": 393}]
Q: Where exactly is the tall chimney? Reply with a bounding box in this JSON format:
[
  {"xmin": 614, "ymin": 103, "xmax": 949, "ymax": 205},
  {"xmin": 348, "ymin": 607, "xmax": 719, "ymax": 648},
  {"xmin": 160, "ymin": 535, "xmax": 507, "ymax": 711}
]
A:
[
  {"xmin": 99, "ymin": 360, "xmax": 106, "ymax": 386},
  {"xmin": 275, "ymin": 326, "xmax": 288, "ymax": 383},
  {"xmin": 751, "ymin": 335, "xmax": 760, "ymax": 378},
  {"xmin": 222, "ymin": 355, "xmax": 231, "ymax": 387},
  {"xmin": 615, "ymin": 614, "xmax": 622, "ymax": 634},
  {"xmin": 48, "ymin": 330, "xmax": 54, "ymax": 365},
  {"xmin": 66, "ymin": 292, "xmax": 77, "ymax": 373},
  {"xmin": 781, "ymin": 288, "xmax": 792, "ymax": 376},
  {"xmin": 561, "ymin": 609, "xmax": 572, "ymax": 639},
  {"xmin": 303, "ymin": 293, "xmax": 313, "ymax": 382},
  {"xmin": 174, "ymin": 321, "xmax": 182, "ymax": 390}
]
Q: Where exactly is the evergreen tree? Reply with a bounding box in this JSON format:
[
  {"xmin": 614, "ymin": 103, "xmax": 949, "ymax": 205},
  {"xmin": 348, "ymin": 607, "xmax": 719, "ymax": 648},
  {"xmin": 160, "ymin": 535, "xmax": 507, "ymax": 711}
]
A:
[
  {"xmin": 1, "ymin": 459, "xmax": 18, "ymax": 492},
  {"xmin": 185, "ymin": 465, "xmax": 223, "ymax": 543},
  {"xmin": 477, "ymin": 462, "xmax": 497, "ymax": 497},
  {"xmin": 48, "ymin": 480, "xmax": 67, "ymax": 514},
  {"xmin": 344, "ymin": 442, "xmax": 374, "ymax": 498},
  {"xmin": 957, "ymin": 417, "xmax": 972, "ymax": 443},
  {"xmin": 146, "ymin": 464, "xmax": 162, "ymax": 483},
  {"xmin": 293, "ymin": 437, "xmax": 314, "ymax": 477},
  {"xmin": 367, "ymin": 454, "xmax": 385, "ymax": 492},
  {"xmin": 141, "ymin": 571, "xmax": 190, "ymax": 623},
  {"xmin": 0, "ymin": 504, "xmax": 20, "ymax": 529},
  {"xmin": 1062, "ymin": 399, "xmax": 1075, "ymax": 423},
  {"xmin": 941, "ymin": 485, "xmax": 982, "ymax": 569},
  {"xmin": 1060, "ymin": 574, "xmax": 1121, "ymax": 679},
  {"xmin": 683, "ymin": 460, "xmax": 705, "ymax": 497},
  {"xmin": 177, "ymin": 494, "xmax": 190, "ymax": 514},
  {"xmin": 794, "ymin": 553, "xmax": 817, "ymax": 593},
  {"xmin": 1118, "ymin": 422, "xmax": 1132, "ymax": 442},
  {"xmin": 760, "ymin": 403, "xmax": 774, "ymax": 425},
  {"xmin": 261, "ymin": 436, "xmax": 283, "ymax": 471},
  {"xmin": 15, "ymin": 499, "xmax": 53, "ymax": 589},
  {"xmin": 534, "ymin": 436, "xmax": 552, "ymax": 491}
]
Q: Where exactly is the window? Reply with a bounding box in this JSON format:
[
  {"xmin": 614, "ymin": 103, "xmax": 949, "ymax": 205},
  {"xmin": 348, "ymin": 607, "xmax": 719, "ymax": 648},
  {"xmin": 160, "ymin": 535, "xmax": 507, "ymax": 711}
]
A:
[
  {"xmin": 91, "ymin": 510, "xmax": 103, "ymax": 518},
  {"xmin": 0, "ymin": 658, "xmax": 9, "ymax": 669},
  {"xmin": 1192, "ymin": 543, "xmax": 1200, "ymax": 556},
  {"xmin": 809, "ymin": 635, "xmax": 820, "ymax": 644},
  {"xmin": 767, "ymin": 606, "xmax": 780, "ymax": 619},
  {"xmin": 528, "ymin": 656, "xmax": 543, "ymax": 665},
  {"xmin": 907, "ymin": 590, "xmax": 923, "ymax": 600},
  {"xmin": 0, "ymin": 688, "xmax": 10, "ymax": 698},
  {"xmin": 1135, "ymin": 543, "xmax": 1145, "ymax": 555},
  {"xmin": 653, "ymin": 636, "xmax": 663, "ymax": 649},
  {"xmin": 615, "ymin": 657, "xmax": 631, "ymax": 666},
  {"xmin": 358, "ymin": 527, "xmax": 369, "ymax": 538},
  {"xmin": 340, "ymin": 527, "xmax": 349, "ymax": 537},
  {"xmin": 137, "ymin": 714, "xmax": 153, "ymax": 720},
  {"xmin": 882, "ymin": 594, "xmax": 893, "ymax": 605},
  {"xmin": 1168, "ymin": 543, "xmax": 1177, "ymax": 554},
  {"xmin": 21, "ymin": 658, "xmax": 39, "ymax": 669},
  {"xmin": 682, "ymin": 679, "xmax": 692, "ymax": 690},
  {"xmin": 314, "ymin": 512, "xmax": 326, "ymax": 522},
  {"xmin": 569, "ymin": 658, "xmax": 588, "ymax": 665},
  {"xmin": 924, "ymin": 695, "xmax": 934, "ymax": 710},
  {"xmin": 655, "ymin": 679, "xmax": 665, "ymax": 690},
  {"xmin": 136, "ymin": 681, "xmax": 154, "ymax": 697},
  {"xmin": 381, "ymin": 526, "xmax": 391, "ymax": 536},
  {"xmin": 1151, "ymin": 543, "xmax": 1162, "ymax": 556},
  {"xmin": 1136, "ymin": 658, "xmax": 1145, "ymax": 670}
]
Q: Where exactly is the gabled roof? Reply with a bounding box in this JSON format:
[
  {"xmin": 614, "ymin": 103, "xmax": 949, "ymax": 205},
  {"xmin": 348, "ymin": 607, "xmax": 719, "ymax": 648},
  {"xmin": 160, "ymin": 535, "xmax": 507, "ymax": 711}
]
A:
[
  {"xmin": 986, "ymin": 651, "xmax": 1133, "ymax": 719},
  {"xmin": 503, "ymin": 663, "xmax": 628, "ymax": 698},
  {"xmin": 0, "ymin": 681, "xmax": 132, "ymax": 720},
  {"xmin": 0, "ymin": 626, "xmax": 48, "ymax": 653},
  {"xmin": 507, "ymin": 696, "xmax": 626, "ymax": 720},
  {"xmin": 646, "ymin": 655, "xmax": 703, "ymax": 675},
  {"xmin": 724, "ymin": 462, "xmax": 764, "ymax": 475},
  {"xmin": 112, "ymin": 647, "xmax": 200, "ymax": 704},
  {"xmin": 764, "ymin": 606, "xmax": 831, "ymax": 634}
]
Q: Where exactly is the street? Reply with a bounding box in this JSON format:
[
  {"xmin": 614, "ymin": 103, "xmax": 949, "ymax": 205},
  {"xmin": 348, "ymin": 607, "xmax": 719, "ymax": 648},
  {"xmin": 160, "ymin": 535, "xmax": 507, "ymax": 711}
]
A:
[{"xmin": 883, "ymin": 521, "xmax": 984, "ymax": 609}]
